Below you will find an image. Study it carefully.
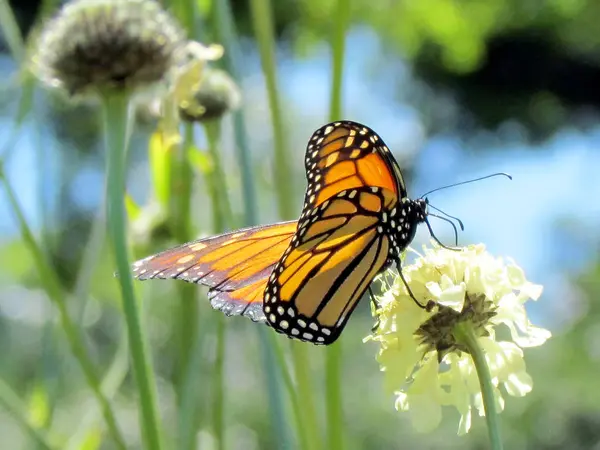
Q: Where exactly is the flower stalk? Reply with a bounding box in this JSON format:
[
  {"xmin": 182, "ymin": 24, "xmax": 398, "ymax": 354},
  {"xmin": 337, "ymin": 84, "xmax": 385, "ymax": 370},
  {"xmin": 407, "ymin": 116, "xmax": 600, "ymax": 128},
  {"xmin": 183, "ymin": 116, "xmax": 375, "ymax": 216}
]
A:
[
  {"xmin": 454, "ymin": 323, "xmax": 504, "ymax": 450},
  {"xmin": 326, "ymin": 0, "xmax": 351, "ymax": 448},
  {"xmin": 211, "ymin": 0, "xmax": 292, "ymax": 446},
  {"xmin": 102, "ymin": 91, "xmax": 163, "ymax": 450}
]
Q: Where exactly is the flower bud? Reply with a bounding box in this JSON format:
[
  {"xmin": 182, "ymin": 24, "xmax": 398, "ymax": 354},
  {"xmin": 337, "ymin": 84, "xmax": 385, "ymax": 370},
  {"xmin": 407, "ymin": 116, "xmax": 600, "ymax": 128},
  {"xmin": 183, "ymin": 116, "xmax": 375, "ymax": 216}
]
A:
[{"xmin": 179, "ymin": 67, "xmax": 240, "ymax": 123}]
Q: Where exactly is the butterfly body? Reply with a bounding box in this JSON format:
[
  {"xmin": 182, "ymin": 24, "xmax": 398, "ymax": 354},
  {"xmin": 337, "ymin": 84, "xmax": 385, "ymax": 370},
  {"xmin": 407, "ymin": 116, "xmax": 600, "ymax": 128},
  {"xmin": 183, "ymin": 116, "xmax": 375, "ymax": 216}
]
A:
[{"xmin": 132, "ymin": 121, "xmax": 428, "ymax": 345}]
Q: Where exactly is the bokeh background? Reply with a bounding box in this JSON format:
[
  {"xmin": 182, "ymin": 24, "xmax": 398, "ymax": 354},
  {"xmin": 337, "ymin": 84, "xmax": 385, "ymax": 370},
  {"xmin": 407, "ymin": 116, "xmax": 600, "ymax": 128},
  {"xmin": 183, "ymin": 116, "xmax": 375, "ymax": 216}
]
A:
[{"xmin": 1, "ymin": 0, "xmax": 599, "ymax": 449}]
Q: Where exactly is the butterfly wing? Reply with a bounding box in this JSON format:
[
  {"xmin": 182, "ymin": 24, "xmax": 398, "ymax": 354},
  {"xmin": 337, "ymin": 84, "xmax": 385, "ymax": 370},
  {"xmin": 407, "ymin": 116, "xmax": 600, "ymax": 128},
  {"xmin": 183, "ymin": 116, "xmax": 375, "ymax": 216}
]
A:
[
  {"xmin": 303, "ymin": 120, "xmax": 407, "ymax": 208},
  {"xmin": 264, "ymin": 121, "xmax": 405, "ymax": 344},
  {"xmin": 133, "ymin": 221, "xmax": 297, "ymax": 321}
]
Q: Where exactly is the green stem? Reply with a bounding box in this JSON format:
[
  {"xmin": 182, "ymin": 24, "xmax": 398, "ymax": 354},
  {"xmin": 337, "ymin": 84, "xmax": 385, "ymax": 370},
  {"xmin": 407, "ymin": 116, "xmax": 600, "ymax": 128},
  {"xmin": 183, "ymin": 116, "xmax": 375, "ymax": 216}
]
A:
[
  {"xmin": 270, "ymin": 337, "xmax": 310, "ymax": 450},
  {"xmin": 325, "ymin": 1, "xmax": 351, "ymax": 449},
  {"xmin": 248, "ymin": 2, "xmax": 320, "ymax": 449},
  {"xmin": 177, "ymin": 322, "xmax": 205, "ymax": 450},
  {"xmin": 204, "ymin": 121, "xmax": 230, "ymax": 450},
  {"xmin": 249, "ymin": 0, "xmax": 294, "ymax": 219},
  {"xmin": 212, "ymin": 314, "xmax": 226, "ymax": 450},
  {"xmin": 66, "ymin": 333, "xmax": 130, "ymax": 450},
  {"xmin": 172, "ymin": 125, "xmax": 198, "ymax": 402},
  {"xmin": 0, "ymin": 378, "xmax": 57, "ymax": 450},
  {"xmin": 289, "ymin": 343, "xmax": 320, "ymax": 450},
  {"xmin": 454, "ymin": 324, "xmax": 504, "ymax": 450},
  {"xmin": 0, "ymin": 0, "xmax": 24, "ymax": 62},
  {"xmin": 329, "ymin": 0, "xmax": 350, "ymax": 121},
  {"xmin": 170, "ymin": 0, "xmax": 195, "ymax": 33},
  {"xmin": 0, "ymin": 166, "xmax": 127, "ymax": 450},
  {"xmin": 205, "ymin": 121, "xmax": 234, "ymax": 228},
  {"xmin": 212, "ymin": 0, "xmax": 259, "ymax": 223},
  {"xmin": 165, "ymin": 1, "xmax": 200, "ymax": 433},
  {"xmin": 101, "ymin": 92, "xmax": 163, "ymax": 450},
  {"xmin": 212, "ymin": 2, "xmax": 292, "ymax": 447}
]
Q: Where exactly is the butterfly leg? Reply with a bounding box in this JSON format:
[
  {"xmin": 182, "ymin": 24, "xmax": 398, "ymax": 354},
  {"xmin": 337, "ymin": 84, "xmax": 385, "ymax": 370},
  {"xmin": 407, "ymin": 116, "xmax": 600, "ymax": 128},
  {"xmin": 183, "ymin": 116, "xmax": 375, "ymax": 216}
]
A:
[
  {"xmin": 369, "ymin": 285, "xmax": 381, "ymax": 332},
  {"xmin": 424, "ymin": 218, "xmax": 461, "ymax": 252},
  {"xmin": 396, "ymin": 263, "xmax": 435, "ymax": 311}
]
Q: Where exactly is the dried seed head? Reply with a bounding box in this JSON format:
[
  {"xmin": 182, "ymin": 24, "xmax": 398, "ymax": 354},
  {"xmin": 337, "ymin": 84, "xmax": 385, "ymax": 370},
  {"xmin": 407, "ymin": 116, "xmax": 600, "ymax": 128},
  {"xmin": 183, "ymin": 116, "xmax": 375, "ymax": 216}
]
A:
[
  {"xmin": 179, "ymin": 67, "xmax": 240, "ymax": 123},
  {"xmin": 32, "ymin": 0, "xmax": 186, "ymax": 96}
]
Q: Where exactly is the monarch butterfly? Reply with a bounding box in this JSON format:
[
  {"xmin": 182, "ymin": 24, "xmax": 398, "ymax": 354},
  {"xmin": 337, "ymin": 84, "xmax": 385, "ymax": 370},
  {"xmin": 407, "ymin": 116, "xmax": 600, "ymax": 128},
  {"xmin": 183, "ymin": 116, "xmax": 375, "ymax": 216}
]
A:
[{"xmin": 132, "ymin": 121, "xmax": 429, "ymax": 345}]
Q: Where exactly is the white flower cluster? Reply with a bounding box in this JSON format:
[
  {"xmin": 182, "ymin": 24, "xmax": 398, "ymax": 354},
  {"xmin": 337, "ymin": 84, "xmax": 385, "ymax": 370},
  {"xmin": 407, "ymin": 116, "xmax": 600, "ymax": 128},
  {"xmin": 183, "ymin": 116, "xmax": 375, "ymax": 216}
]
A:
[{"xmin": 367, "ymin": 243, "xmax": 551, "ymax": 434}]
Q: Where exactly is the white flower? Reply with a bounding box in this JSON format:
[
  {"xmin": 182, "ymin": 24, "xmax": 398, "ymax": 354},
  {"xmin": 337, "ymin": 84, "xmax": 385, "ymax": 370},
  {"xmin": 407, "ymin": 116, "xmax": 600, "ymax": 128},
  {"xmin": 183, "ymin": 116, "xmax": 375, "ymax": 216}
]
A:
[{"xmin": 366, "ymin": 243, "xmax": 551, "ymax": 434}]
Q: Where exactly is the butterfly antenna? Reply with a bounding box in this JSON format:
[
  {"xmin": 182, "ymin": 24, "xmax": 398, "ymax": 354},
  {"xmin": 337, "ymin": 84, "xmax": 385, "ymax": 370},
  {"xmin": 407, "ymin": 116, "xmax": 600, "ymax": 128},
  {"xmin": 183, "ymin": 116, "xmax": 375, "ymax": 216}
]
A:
[
  {"xmin": 427, "ymin": 213, "xmax": 459, "ymax": 246},
  {"xmin": 427, "ymin": 204, "xmax": 465, "ymax": 231},
  {"xmin": 420, "ymin": 172, "xmax": 512, "ymax": 198}
]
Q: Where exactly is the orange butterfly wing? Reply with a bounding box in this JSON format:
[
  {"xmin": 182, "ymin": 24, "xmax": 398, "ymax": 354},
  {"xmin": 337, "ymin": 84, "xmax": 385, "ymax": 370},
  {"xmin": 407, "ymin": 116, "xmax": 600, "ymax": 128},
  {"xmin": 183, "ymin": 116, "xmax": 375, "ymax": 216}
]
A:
[
  {"xmin": 303, "ymin": 121, "xmax": 407, "ymax": 208},
  {"xmin": 133, "ymin": 221, "xmax": 297, "ymax": 321},
  {"xmin": 264, "ymin": 121, "xmax": 409, "ymax": 344}
]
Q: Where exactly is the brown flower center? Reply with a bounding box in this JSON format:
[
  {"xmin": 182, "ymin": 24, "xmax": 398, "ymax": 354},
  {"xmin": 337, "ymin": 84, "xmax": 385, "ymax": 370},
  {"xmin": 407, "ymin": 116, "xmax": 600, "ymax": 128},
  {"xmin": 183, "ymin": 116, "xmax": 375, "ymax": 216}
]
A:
[{"xmin": 414, "ymin": 293, "xmax": 497, "ymax": 362}]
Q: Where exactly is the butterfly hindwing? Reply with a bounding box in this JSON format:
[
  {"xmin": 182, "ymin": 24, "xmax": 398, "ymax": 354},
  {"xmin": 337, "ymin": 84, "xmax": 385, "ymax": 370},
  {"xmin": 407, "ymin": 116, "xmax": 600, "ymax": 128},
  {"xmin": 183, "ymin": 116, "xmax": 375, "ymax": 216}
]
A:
[{"xmin": 264, "ymin": 186, "xmax": 396, "ymax": 344}]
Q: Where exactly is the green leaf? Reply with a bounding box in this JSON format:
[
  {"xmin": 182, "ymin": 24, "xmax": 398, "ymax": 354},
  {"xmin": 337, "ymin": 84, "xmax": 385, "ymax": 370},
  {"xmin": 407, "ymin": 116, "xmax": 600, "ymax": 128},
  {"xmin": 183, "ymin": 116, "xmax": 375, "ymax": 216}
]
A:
[
  {"xmin": 27, "ymin": 383, "xmax": 50, "ymax": 429},
  {"xmin": 149, "ymin": 131, "xmax": 174, "ymax": 207}
]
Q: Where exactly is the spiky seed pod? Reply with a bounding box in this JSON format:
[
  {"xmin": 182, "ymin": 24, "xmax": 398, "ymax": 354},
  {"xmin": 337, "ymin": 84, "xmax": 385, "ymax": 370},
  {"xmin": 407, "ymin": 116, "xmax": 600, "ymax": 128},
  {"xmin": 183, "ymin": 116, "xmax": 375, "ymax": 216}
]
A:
[
  {"xmin": 32, "ymin": 0, "xmax": 186, "ymax": 96},
  {"xmin": 179, "ymin": 67, "xmax": 241, "ymax": 123}
]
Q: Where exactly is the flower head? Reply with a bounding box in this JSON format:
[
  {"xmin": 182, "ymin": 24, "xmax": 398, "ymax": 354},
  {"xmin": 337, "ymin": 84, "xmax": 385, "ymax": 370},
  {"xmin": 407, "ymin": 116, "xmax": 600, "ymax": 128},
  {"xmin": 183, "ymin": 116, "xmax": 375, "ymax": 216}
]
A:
[
  {"xmin": 179, "ymin": 67, "xmax": 241, "ymax": 123},
  {"xmin": 367, "ymin": 243, "xmax": 550, "ymax": 434},
  {"xmin": 32, "ymin": 0, "xmax": 186, "ymax": 96}
]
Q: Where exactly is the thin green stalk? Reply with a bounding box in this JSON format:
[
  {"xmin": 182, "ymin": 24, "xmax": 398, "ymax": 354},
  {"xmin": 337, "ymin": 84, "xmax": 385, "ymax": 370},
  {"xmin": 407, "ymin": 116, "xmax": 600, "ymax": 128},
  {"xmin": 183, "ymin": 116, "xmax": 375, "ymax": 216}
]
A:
[
  {"xmin": 177, "ymin": 322, "xmax": 206, "ymax": 450},
  {"xmin": 248, "ymin": 2, "xmax": 320, "ymax": 449},
  {"xmin": 326, "ymin": 1, "xmax": 351, "ymax": 449},
  {"xmin": 170, "ymin": 0, "xmax": 195, "ymax": 33},
  {"xmin": 249, "ymin": 0, "xmax": 294, "ymax": 219},
  {"xmin": 172, "ymin": 125, "xmax": 199, "ymax": 401},
  {"xmin": 329, "ymin": 0, "xmax": 351, "ymax": 122},
  {"xmin": 170, "ymin": 125, "xmax": 194, "ymax": 244},
  {"xmin": 204, "ymin": 121, "xmax": 233, "ymax": 228},
  {"xmin": 212, "ymin": 314, "xmax": 226, "ymax": 450},
  {"xmin": 0, "ymin": 378, "xmax": 57, "ymax": 450},
  {"xmin": 66, "ymin": 333, "xmax": 130, "ymax": 450},
  {"xmin": 204, "ymin": 121, "xmax": 230, "ymax": 450},
  {"xmin": 168, "ymin": 0, "xmax": 199, "ymax": 397},
  {"xmin": 73, "ymin": 208, "xmax": 106, "ymax": 319},
  {"xmin": 212, "ymin": 0, "xmax": 258, "ymax": 222},
  {"xmin": 101, "ymin": 92, "xmax": 162, "ymax": 450},
  {"xmin": 0, "ymin": 167, "xmax": 127, "ymax": 450},
  {"xmin": 269, "ymin": 336, "xmax": 310, "ymax": 450},
  {"xmin": 287, "ymin": 343, "xmax": 319, "ymax": 450},
  {"xmin": 212, "ymin": 1, "xmax": 292, "ymax": 447},
  {"xmin": 329, "ymin": 0, "xmax": 350, "ymax": 121},
  {"xmin": 0, "ymin": 0, "xmax": 25, "ymax": 62},
  {"xmin": 454, "ymin": 324, "xmax": 504, "ymax": 450}
]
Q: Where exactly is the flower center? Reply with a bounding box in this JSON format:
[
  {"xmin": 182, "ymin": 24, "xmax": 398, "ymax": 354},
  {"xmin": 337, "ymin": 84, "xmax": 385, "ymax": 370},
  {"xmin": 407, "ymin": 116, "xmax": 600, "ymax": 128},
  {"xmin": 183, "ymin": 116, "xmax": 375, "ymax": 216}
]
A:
[{"xmin": 414, "ymin": 293, "xmax": 497, "ymax": 362}]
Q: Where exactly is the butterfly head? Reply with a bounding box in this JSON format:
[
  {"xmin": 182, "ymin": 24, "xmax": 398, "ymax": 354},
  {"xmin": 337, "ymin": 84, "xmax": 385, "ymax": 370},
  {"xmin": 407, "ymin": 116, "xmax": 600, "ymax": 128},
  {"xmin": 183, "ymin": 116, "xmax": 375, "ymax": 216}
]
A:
[{"xmin": 414, "ymin": 197, "xmax": 429, "ymax": 223}]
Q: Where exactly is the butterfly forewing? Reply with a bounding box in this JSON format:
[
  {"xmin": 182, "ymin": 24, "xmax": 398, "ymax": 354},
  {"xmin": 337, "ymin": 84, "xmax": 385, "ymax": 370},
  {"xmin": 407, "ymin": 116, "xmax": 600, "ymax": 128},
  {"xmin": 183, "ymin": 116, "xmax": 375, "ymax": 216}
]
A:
[
  {"xmin": 303, "ymin": 121, "xmax": 407, "ymax": 209},
  {"xmin": 132, "ymin": 221, "xmax": 297, "ymax": 321}
]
